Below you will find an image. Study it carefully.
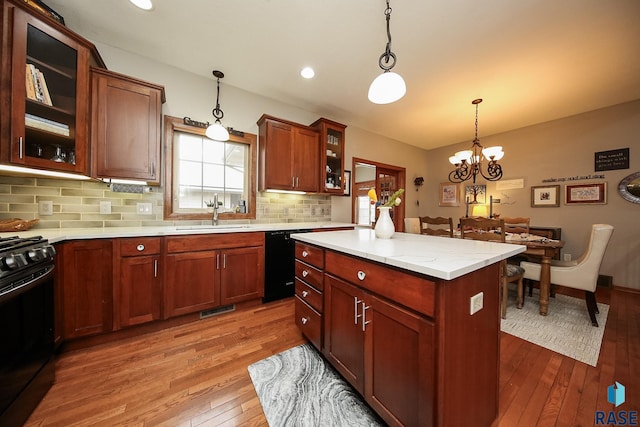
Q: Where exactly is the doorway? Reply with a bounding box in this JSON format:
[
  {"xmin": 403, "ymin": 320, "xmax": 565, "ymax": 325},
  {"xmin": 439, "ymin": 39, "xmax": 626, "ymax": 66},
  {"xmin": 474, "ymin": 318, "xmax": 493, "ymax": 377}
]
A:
[{"xmin": 352, "ymin": 158, "xmax": 406, "ymax": 231}]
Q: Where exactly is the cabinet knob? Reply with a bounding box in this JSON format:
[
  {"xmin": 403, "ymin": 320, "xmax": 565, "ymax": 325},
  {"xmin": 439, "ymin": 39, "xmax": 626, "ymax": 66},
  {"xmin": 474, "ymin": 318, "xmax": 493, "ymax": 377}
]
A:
[
  {"xmin": 301, "ymin": 317, "xmax": 309, "ymax": 325},
  {"xmin": 357, "ymin": 271, "xmax": 366, "ymax": 281},
  {"xmin": 136, "ymin": 244, "xmax": 145, "ymax": 251},
  {"xmin": 302, "ymin": 290, "xmax": 309, "ymax": 298},
  {"xmin": 302, "ymin": 250, "xmax": 309, "ymax": 258},
  {"xmin": 302, "ymin": 270, "xmax": 309, "ymax": 277}
]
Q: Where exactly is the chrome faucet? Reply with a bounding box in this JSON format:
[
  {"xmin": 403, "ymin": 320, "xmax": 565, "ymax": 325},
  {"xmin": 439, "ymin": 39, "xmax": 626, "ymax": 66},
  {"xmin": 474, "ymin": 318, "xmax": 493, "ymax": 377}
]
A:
[{"xmin": 212, "ymin": 193, "xmax": 219, "ymax": 226}]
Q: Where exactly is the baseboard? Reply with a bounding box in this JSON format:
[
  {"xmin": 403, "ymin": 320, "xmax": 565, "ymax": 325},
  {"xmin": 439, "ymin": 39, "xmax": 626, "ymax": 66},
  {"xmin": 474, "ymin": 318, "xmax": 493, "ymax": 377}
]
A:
[{"xmin": 597, "ymin": 274, "xmax": 613, "ymax": 288}]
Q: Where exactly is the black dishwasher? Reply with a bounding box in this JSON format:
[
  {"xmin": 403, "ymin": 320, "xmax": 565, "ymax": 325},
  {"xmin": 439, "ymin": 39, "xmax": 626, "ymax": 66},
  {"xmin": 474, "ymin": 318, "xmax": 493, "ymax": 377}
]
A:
[{"xmin": 264, "ymin": 229, "xmax": 312, "ymax": 302}]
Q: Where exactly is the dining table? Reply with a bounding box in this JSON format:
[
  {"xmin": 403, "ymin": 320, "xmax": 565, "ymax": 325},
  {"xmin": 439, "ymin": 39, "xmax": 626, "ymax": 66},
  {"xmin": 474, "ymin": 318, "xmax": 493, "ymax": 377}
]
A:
[{"xmin": 505, "ymin": 234, "xmax": 565, "ymax": 316}]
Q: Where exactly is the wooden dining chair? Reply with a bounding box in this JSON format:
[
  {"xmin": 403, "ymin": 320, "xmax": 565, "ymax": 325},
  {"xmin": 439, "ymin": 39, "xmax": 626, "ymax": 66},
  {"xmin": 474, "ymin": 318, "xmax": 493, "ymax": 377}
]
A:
[
  {"xmin": 419, "ymin": 216, "xmax": 454, "ymax": 237},
  {"xmin": 502, "ymin": 217, "xmax": 530, "ymax": 235},
  {"xmin": 459, "ymin": 217, "xmax": 525, "ymax": 319}
]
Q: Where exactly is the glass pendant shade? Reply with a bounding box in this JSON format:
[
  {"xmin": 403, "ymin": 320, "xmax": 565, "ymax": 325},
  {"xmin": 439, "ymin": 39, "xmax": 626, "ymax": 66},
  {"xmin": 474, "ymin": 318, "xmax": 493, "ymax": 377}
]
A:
[
  {"xmin": 368, "ymin": 71, "xmax": 406, "ymax": 104},
  {"xmin": 205, "ymin": 122, "xmax": 229, "ymax": 141},
  {"xmin": 482, "ymin": 146, "xmax": 503, "ymax": 159}
]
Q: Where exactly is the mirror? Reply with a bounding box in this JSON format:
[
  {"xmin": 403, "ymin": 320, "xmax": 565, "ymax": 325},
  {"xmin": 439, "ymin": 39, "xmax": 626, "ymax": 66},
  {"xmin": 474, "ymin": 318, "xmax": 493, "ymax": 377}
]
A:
[{"xmin": 618, "ymin": 171, "xmax": 640, "ymax": 204}]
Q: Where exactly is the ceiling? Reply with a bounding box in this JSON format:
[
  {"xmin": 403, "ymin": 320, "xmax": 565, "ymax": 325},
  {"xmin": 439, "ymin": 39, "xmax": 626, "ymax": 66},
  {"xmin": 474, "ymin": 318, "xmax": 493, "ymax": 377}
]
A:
[{"xmin": 45, "ymin": 0, "xmax": 640, "ymax": 150}]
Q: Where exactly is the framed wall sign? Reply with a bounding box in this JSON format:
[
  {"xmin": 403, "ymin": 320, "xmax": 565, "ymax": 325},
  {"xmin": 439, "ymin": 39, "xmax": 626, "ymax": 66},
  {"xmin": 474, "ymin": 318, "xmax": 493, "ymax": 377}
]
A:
[
  {"xmin": 531, "ymin": 185, "xmax": 560, "ymax": 207},
  {"xmin": 439, "ymin": 182, "xmax": 460, "ymax": 207},
  {"xmin": 565, "ymin": 182, "xmax": 607, "ymax": 205}
]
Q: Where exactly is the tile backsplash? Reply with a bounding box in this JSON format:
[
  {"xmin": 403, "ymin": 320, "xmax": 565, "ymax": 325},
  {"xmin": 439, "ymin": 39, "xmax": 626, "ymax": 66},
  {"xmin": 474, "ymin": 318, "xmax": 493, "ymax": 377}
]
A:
[{"xmin": 0, "ymin": 175, "xmax": 331, "ymax": 229}]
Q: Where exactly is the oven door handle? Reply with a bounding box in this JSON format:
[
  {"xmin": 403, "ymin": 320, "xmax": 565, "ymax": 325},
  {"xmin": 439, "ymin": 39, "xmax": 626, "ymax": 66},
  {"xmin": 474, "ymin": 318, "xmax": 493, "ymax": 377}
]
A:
[{"xmin": 0, "ymin": 263, "xmax": 55, "ymax": 304}]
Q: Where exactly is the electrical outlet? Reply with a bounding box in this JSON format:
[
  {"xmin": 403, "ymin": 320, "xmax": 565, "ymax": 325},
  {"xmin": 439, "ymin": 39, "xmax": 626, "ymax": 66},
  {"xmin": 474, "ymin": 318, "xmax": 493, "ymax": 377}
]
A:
[
  {"xmin": 563, "ymin": 253, "xmax": 572, "ymax": 262},
  {"xmin": 470, "ymin": 292, "xmax": 484, "ymax": 315},
  {"xmin": 38, "ymin": 200, "xmax": 53, "ymax": 216},
  {"xmin": 136, "ymin": 202, "xmax": 153, "ymax": 215},
  {"xmin": 99, "ymin": 201, "xmax": 111, "ymax": 214}
]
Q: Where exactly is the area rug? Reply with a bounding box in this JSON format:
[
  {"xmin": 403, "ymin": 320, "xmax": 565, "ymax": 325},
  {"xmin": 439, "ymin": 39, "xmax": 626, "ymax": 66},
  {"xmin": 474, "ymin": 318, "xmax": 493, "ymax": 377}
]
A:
[
  {"xmin": 248, "ymin": 343, "xmax": 384, "ymax": 427},
  {"xmin": 500, "ymin": 288, "xmax": 609, "ymax": 367}
]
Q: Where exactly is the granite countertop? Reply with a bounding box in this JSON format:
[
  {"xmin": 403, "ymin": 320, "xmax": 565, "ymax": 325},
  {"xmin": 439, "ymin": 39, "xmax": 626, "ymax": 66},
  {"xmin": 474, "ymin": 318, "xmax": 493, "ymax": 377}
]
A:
[
  {"xmin": 0, "ymin": 222, "xmax": 356, "ymax": 244},
  {"xmin": 291, "ymin": 228, "xmax": 526, "ymax": 281}
]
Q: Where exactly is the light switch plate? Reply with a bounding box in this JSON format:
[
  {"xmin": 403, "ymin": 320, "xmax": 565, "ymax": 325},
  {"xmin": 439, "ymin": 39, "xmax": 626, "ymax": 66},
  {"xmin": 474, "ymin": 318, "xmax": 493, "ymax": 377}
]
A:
[
  {"xmin": 136, "ymin": 202, "xmax": 153, "ymax": 215},
  {"xmin": 470, "ymin": 292, "xmax": 484, "ymax": 315},
  {"xmin": 38, "ymin": 200, "xmax": 53, "ymax": 216},
  {"xmin": 99, "ymin": 201, "xmax": 111, "ymax": 214}
]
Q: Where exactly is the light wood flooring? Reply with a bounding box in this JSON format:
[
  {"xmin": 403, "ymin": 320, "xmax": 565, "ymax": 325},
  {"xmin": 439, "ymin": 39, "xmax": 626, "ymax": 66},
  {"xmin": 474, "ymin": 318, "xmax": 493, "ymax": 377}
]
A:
[{"xmin": 26, "ymin": 287, "xmax": 639, "ymax": 426}]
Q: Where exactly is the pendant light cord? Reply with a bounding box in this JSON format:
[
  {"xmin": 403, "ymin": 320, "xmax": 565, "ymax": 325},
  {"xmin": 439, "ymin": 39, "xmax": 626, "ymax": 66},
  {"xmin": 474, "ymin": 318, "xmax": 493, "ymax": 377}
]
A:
[{"xmin": 378, "ymin": 0, "xmax": 397, "ymax": 71}]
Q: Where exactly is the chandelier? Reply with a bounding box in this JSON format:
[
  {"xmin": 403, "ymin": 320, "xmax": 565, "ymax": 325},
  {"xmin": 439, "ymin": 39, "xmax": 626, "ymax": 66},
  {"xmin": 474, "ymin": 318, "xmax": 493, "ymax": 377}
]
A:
[
  {"xmin": 367, "ymin": 0, "xmax": 406, "ymax": 104},
  {"xmin": 448, "ymin": 99, "xmax": 504, "ymax": 183}
]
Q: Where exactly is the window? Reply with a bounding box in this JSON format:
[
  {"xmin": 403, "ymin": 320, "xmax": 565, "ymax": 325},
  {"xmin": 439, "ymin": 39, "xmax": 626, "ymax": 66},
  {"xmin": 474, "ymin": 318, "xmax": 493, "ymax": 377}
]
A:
[{"xmin": 163, "ymin": 116, "xmax": 257, "ymax": 220}]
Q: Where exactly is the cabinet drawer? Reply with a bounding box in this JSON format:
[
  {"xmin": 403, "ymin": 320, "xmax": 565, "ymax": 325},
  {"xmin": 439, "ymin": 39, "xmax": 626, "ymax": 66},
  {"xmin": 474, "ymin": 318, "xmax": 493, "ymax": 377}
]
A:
[
  {"xmin": 295, "ymin": 297, "xmax": 322, "ymax": 351},
  {"xmin": 295, "ymin": 260, "xmax": 323, "ymax": 291},
  {"xmin": 325, "ymin": 250, "xmax": 435, "ymax": 318},
  {"xmin": 295, "ymin": 242, "xmax": 324, "ymax": 269},
  {"xmin": 119, "ymin": 237, "xmax": 161, "ymax": 256},
  {"xmin": 295, "ymin": 278, "xmax": 322, "ymax": 313}
]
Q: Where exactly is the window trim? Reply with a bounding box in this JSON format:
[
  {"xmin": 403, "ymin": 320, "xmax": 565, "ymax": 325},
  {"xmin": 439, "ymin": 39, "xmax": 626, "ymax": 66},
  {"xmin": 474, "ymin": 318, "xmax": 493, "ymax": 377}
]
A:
[{"xmin": 163, "ymin": 115, "xmax": 257, "ymax": 220}]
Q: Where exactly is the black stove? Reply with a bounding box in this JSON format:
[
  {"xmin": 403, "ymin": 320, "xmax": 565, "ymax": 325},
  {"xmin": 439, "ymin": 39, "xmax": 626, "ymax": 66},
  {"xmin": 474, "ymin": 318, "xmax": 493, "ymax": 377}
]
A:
[
  {"xmin": 0, "ymin": 235, "xmax": 56, "ymax": 426},
  {"xmin": 0, "ymin": 235, "xmax": 55, "ymax": 298}
]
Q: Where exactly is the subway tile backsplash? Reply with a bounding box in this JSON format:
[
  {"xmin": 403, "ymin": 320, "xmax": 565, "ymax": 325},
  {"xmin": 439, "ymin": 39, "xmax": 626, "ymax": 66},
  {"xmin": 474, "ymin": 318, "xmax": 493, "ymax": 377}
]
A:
[{"xmin": 0, "ymin": 175, "xmax": 331, "ymax": 229}]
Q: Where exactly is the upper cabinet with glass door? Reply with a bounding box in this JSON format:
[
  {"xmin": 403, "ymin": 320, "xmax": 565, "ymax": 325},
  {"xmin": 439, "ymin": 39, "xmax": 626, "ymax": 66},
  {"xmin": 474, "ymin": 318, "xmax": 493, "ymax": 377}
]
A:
[
  {"xmin": 2, "ymin": 0, "xmax": 105, "ymax": 174},
  {"xmin": 311, "ymin": 118, "xmax": 346, "ymax": 194}
]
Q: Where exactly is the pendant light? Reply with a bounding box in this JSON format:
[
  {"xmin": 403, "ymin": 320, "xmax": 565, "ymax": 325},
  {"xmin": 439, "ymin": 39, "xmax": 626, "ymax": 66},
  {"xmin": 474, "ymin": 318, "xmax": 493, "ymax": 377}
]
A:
[
  {"xmin": 368, "ymin": 0, "xmax": 406, "ymax": 104},
  {"xmin": 205, "ymin": 70, "xmax": 230, "ymax": 141}
]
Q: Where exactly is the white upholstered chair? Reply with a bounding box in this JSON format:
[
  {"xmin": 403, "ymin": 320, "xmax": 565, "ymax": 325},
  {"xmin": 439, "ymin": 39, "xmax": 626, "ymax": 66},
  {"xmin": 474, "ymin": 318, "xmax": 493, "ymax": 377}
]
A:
[
  {"xmin": 520, "ymin": 224, "xmax": 614, "ymax": 327},
  {"xmin": 404, "ymin": 218, "xmax": 421, "ymax": 234}
]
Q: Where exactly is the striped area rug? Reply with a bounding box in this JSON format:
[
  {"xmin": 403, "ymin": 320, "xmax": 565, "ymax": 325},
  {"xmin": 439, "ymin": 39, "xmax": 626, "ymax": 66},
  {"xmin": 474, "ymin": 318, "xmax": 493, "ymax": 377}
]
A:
[
  {"xmin": 500, "ymin": 288, "xmax": 609, "ymax": 367},
  {"xmin": 248, "ymin": 343, "xmax": 384, "ymax": 427}
]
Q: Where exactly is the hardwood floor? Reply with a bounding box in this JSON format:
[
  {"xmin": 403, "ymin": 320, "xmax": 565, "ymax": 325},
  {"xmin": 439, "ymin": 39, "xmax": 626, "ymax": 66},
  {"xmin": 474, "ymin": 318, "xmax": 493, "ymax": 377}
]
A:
[{"xmin": 26, "ymin": 288, "xmax": 639, "ymax": 426}]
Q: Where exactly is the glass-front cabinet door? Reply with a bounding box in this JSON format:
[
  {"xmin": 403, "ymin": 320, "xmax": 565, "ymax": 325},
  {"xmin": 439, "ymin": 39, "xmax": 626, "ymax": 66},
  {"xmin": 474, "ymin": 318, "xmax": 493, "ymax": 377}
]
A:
[
  {"xmin": 8, "ymin": 5, "xmax": 92, "ymax": 174},
  {"xmin": 312, "ymin": 118, "xmax": 346, "ymax": 194}
]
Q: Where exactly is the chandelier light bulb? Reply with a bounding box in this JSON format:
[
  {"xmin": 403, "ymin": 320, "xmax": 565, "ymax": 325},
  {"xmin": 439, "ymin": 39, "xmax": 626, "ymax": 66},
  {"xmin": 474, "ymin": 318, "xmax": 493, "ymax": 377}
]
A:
[{"xmin": 368, "ymin": 71, "xmax": 406, "ymax": 104}]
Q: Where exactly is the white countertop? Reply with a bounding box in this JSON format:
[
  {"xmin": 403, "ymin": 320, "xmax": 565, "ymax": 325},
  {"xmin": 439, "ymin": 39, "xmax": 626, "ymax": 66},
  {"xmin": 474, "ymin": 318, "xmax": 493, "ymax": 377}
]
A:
[
  {"xmin": 0, "ymin": 222, "xmax": 355, "ymax": 244},
  {"xmin": 291, "ymin": 229, "xmax": 527, "ymax": 281}
]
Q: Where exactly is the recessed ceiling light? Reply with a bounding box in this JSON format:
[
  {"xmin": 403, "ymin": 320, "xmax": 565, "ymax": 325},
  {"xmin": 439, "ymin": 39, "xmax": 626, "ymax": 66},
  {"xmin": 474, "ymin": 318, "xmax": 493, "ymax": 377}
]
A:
[
  {"xmin": 300, "ymin": 67, "xmax": 315, "ymax": 79},
  {"xmin": 129, "ymin": 0, "xmax": 153, "ymax": 11}
]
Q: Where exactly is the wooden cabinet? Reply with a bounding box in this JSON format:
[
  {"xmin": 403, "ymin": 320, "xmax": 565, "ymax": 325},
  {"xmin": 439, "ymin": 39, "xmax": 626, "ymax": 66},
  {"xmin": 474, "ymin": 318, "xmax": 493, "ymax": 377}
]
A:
[
  {"xmin": 90, "ymin": 67, "xmax": 165, "ymax": 183},
  {"xmin": 294, "ymin": 242, "xmax": 325, "ymax": 350},
  {"xmin": 311, "ymin": 118, "xmax": 346, "ymax": 194},
  {"xmin": 164, "ymin": 232, "xmax": 265, "ymax": 318},
  {"xmin": 0, "ymin": 0, "xmax": 104, "ymax": 174},
  {"xmin": 114, "ymin": 237, "xmax": 162, "ymax": 329},
  {"xmin": 257, "ymin": 114, "xmax": 319, "ymax": 192},
  {"xmin": 294, "ymin": 243, "xmax": 500, "ymax": 427},
  {"xmin": 58, "ymin": 239, "xmax": 113, "ymax": 339}
]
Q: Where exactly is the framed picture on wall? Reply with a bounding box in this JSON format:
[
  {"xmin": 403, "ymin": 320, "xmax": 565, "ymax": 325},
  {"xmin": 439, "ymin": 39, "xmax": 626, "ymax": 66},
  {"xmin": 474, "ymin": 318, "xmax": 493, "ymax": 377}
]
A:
[
  {"xmin": 343, "ymin": 170, "xmax": 351, "ymax": 196},
  {"xmin": 531, "ymin": 185, "xmax": 560, "ymax": 207},
  {"xmin": 565, "ymin": 182, "xmax": 607, "ymax": 204},
  {"xmin": 465, "ymin": 184, "xmax": 486, "ymax": 205},
  {"xmin": 439, "ymin": 182, "xmax": 460, "ymax": 207}
]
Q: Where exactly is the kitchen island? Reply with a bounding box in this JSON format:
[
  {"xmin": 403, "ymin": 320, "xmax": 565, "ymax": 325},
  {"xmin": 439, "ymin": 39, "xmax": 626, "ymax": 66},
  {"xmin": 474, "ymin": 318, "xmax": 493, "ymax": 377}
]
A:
[{"xmin": 292, "ymin": 229, "xmax": 526, "ymax": 427}]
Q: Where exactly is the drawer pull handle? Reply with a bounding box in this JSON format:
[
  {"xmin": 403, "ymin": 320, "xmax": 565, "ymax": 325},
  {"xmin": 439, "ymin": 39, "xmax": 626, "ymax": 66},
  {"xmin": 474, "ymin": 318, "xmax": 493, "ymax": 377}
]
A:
[
  {"xmin": 302, "ymin": 270, "xmax": 309, "ymax": 277},
  {"xmin": 357, "ymin": 271, "xmax": 366, "ymax": 281},
  {"xmin": 137, "ymin": 244, "xmax": 145, "ymax": 251},
  {"xmin": 301, "ymin": 317, "xmax": 309, "ymax": 325},
  {"xmin": 302, "ymin": 290, "xmax": 309, "ymax": 298},
  {"xmin": 302, "ymin": 250, "xmax": 309, "ymax": 258}
]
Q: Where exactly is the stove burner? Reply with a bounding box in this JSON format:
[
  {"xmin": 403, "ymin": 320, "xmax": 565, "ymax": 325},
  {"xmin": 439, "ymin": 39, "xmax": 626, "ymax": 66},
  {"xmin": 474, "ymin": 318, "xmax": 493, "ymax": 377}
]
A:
[{"xmin": 0, "ymin": 235, "xmax": 55, "ymax": 296}]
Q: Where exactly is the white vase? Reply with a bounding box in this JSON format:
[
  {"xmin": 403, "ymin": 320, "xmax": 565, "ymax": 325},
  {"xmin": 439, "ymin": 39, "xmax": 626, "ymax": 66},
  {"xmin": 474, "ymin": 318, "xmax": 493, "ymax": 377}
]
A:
[{"xmin": 375, "ymin": 206, "xmax": 395, "ymax": 239}]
